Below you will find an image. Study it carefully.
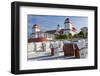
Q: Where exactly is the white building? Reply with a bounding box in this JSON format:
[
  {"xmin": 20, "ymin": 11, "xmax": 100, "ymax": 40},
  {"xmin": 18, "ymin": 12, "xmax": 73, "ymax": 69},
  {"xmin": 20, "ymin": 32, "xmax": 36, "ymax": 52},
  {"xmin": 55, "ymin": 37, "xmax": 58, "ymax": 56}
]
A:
[
  {"xmin": 54, "ymin": 18, "xmax": 77, "ymax": 35},
  {"xmin": 32, "ymin": 24, "xmax": 40, "ymax": 38},
  {"xmin": 64, "ymin": 18, "xmax": 77, "ymax": 35},
  {"xmin": 30, "ymin": 24, "xmax": 55, "ymax": 41},
  {"xmin": 29, "ymin": 18, "xmax": 77, "ymax": 42}
]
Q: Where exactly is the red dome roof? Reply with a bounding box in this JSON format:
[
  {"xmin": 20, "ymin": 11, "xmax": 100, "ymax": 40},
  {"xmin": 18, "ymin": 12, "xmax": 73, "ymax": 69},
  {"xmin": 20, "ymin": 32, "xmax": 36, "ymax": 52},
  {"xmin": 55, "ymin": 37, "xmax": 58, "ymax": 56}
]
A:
[{"xmin": 32, "ymin": 24, "xmax": 40, "ymax": 29}]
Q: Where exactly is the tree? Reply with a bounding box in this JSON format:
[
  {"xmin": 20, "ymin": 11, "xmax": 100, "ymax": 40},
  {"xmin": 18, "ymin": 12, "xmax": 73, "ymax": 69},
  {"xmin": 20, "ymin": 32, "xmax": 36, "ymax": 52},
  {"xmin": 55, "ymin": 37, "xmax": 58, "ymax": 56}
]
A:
[
  {"xmin": 84, "ymin": 32, "xmax": 88, "ymax": 38},
  {"xmin": 68, "ymin": 33, "xmax": 72, "ymax": 39},
  {"xmin": 73, "ymin": 34, "xmax": 78, "ymax": 38},
  {"xmin": 67, "ymin": 33, "xmax": 73, "ymax": 41},
  {"xmin": 78, "ymin": 31, "xmax": 84, "ymax": 38},
  {"xmin": 55, "ymin": 35, "xmax": 68, "ymax": 40}
]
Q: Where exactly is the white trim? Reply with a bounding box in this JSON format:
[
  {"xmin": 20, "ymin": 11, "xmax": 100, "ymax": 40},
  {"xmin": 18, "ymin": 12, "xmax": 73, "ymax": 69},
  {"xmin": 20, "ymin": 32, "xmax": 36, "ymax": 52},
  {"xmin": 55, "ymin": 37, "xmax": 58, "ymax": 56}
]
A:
[{"xmin": 20, "ymin": 6, "xmax": 95, "ymax": 70}]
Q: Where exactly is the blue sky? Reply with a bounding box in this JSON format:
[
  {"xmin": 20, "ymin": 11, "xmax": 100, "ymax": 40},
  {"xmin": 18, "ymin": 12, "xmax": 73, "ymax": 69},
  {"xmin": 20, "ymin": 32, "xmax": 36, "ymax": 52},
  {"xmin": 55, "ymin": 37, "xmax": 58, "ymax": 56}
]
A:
[{"xmin": 28, "ymin": 15, "xmax": 88, "ymax": 36}]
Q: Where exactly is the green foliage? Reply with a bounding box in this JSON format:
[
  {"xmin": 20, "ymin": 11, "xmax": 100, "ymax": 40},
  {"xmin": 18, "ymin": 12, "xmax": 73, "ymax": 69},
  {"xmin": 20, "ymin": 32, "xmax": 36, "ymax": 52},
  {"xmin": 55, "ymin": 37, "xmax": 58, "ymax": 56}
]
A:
[
  {"xmin": 55, "ymin": 35, "xmax": 68, "ymax": 40},
  {"xmin": 77, "ymin": 31, "xmax": 88, "ymax": 38},
  {"xmin": 84, "ymin": 32, "xmax": 88, "ymax": 38},
  {"xmin": 55, "ymin": 33, "xmax": 73, "ymax": 40},
  {"xmin": 68, "ymin": 33, "xmax": 72, "ymax": 39},
  {"xmin": 55, "ymin": 31, "xmax": 88, "ymax": 40},
  {"xmin": 73, "ymin": 34, "xmax": 78, "ymax": 38},
  {"xmin": 78, "ymin": 31, "xmax": 84, "ymax": 38}
]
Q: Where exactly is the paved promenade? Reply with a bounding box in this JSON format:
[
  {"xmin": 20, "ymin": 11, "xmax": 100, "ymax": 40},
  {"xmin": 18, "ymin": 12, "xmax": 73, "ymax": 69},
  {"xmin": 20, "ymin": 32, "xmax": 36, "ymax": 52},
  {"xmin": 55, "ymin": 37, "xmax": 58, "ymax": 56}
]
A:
[{"xmin": 28, "ymin": 39, "xmax": 88, "ymax": 61}]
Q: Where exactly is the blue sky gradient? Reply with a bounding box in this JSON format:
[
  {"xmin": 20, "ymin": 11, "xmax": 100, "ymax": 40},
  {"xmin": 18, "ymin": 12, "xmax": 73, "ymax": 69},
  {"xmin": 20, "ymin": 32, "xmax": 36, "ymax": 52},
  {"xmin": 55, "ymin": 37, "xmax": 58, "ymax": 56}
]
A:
[{"xmin": 28, "ymin": 15, "xmax": 88, "ymax": 36}]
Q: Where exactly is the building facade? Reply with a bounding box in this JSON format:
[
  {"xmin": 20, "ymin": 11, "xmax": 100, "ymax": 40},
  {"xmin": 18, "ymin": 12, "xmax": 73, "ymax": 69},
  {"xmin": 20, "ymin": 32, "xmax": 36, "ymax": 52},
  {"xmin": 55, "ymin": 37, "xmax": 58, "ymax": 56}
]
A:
[
  {"xmin": 29, "ymin": 24, "xmax": 55, "ymax": 42},
  {"xmin": 54, "ymin": 18, "xmax": 77, "ymax": 35},
  {"xmin": 29, "ymin": 18, "xmax": 77, "ymax": 42}
]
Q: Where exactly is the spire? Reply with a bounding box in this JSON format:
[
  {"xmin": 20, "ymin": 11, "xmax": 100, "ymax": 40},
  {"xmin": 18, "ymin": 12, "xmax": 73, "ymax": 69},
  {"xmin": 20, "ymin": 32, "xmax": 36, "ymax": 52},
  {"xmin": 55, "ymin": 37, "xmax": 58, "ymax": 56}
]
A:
[
  {"xmin": 57, "ymin": 24, "xmax": 60, "ymax": 27},
  {"xmin": 57, "ymin": 24, "xmax": 61, "ymax": 31}
]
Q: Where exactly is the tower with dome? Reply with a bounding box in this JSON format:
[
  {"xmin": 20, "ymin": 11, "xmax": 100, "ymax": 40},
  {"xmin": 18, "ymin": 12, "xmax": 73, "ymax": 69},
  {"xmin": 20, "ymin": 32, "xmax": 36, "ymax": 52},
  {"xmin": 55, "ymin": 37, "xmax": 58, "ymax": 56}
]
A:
[
  {"xmin": 54, "ymin": 18, "xmax": 77, "ymax": 35},
  {"xmin": 64, "ymin": 18, "xmax": 77, "ymax": 35}
]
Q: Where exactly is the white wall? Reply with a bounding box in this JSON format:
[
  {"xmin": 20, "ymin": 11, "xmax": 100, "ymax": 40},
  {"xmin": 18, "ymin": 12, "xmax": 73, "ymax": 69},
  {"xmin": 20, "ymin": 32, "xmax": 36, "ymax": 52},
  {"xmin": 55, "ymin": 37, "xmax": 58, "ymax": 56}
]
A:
[{"xmin": 0, "ymin": 0, "xmax": 99, "ymax": 76}]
